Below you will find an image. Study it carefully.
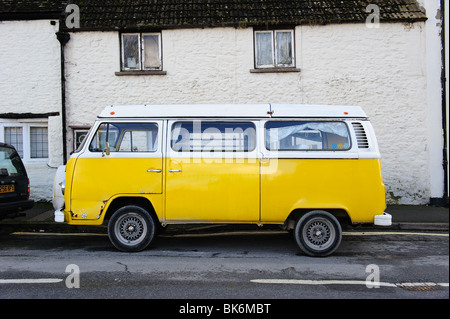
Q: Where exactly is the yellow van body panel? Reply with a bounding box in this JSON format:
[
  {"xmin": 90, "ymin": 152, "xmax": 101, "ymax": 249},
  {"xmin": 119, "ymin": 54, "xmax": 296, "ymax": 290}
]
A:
[
  {"xmin": 261, "ymin": 158, "xmax": 385, "ymax": 223},
  {"xmin": 165, "ymin": 157, "xmax": 259, "ymax": 223},
  {"xmin": 65, "ymin": 157, "xmax": 162, "ymax": 224},
  {"xmin": 63, "ymin": 156, "xmax": 385, "ymax": 226}
]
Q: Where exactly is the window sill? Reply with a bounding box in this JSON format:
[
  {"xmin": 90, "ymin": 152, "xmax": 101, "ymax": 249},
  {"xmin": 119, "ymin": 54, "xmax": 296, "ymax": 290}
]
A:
[
  {"xmin": 115, "ymin": 70, "xmax": 167, "ymax": 76},
  {"xmin": 250, "ymin": 68, "xmax": 301, "ymax": 73}
]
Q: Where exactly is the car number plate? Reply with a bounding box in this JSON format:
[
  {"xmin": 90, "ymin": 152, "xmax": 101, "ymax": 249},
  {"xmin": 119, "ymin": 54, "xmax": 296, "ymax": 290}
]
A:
[{"xmin": 0, "ymin": 185, "xmax": 15, "ymax": 193}]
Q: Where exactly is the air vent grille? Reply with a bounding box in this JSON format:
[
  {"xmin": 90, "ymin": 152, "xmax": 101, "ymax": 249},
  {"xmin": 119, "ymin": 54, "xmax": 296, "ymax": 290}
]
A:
[{"xmin": 352, "ymin": 122, "xmax": 369, "ymax": 149}]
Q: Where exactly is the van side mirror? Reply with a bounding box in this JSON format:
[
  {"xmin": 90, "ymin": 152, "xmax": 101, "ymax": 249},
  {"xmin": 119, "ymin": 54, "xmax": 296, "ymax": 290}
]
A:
[{"xmin": 102, "ymin": 142, "xmax": 110, "ymax": 157}]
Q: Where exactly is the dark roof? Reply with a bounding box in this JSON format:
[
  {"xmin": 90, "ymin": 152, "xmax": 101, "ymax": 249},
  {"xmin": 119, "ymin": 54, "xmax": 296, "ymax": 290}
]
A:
[
  {"xmin": 0, "ymin": 0, "xmax": 427, "ymax": 30},
  {"xmin": 0, "ymin": 1, "xmax": 67, "ymax": 20}
]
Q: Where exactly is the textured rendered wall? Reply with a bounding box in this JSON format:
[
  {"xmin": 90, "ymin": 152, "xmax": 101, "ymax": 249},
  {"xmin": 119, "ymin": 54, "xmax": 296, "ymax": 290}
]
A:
[
  {"xmin": 0, "ymin": 20, "xmax": 61, "ymax": 114},
  {"xmin": 0, "ymin": 20, "xmax": 63, "ymax": 201},
  {"xmin": 64, "ymin": 23, "xmax": 430, "ymax": 204}
]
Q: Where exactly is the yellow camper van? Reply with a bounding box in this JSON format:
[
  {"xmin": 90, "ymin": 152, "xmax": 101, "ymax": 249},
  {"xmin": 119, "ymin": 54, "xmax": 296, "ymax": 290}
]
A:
[{"xmin": 53, "ymin": 104, "xmax": 391, "ymax": 256}]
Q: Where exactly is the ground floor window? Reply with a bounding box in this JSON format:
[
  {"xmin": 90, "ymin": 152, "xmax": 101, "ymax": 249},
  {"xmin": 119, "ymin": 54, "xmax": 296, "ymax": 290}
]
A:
[
  {"xmin": 0, "ymin": 122, "xmax": 48, "ymax": 162},
  {"xmin": 4, "ymin": 127, "xmax": 24, "ymax": 157}
]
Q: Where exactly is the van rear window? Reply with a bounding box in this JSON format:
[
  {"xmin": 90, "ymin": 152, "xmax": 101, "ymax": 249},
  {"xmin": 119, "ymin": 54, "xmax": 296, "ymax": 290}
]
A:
[{"xmin": 265, "ymin": 121, "xmax": 351, "ymax": 151}]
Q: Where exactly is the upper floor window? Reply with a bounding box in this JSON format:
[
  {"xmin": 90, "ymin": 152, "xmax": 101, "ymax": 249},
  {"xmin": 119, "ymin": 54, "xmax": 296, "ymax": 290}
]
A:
[
  {"xmin": 254, "ymin": 30, "xmax": 295, "ymax": 69},
  {"xmin": 121, "ymin": 33, "xmax": 162, "ymax": 71}
]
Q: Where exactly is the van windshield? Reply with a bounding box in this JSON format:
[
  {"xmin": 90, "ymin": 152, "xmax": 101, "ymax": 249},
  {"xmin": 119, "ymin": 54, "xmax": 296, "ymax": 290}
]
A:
[
  {"xmin": 0, "ymin": 146, "xmax": 26, "ymax": 177},
  {"xmin": 89, "ymin": 122, "xmax": 159, "ymax": 153}
]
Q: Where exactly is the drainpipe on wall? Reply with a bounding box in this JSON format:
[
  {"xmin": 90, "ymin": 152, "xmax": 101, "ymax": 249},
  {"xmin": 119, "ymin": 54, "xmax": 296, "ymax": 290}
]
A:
[
  {"xmin": 441, "ymin": 0, "xmax": 449, "ymax": 205},
  {"xmin": 56, "ymin": 22, "xmax": 70, "ymax": 164}
]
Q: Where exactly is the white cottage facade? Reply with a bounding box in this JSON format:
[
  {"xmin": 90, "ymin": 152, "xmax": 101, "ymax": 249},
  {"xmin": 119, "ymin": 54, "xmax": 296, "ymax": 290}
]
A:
[
  {"xmin": 0, "ymin": 18, "xmax": 63, "ymax": 200},
  {"xmin": 0, "ymin": 0, "xmax": 448, "ymax": 206}
]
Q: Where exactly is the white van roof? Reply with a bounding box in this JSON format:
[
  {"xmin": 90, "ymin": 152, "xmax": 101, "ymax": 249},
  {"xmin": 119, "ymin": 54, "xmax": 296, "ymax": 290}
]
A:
[{"xmin": 98, "ymin": 104, "xmax": 367, "ymax": 119}]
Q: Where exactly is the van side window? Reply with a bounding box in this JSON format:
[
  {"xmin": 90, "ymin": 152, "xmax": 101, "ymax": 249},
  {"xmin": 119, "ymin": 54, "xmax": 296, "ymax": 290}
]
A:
[
  {"xmin": 89, "ymin": 123, "xmax": 158, "ymax": 152},
  {"xmin": 171, "ymin": 122, "xmax": 256, "ymax": 152},
  {"xmin": 265, "ymin": 121, "xmax": 350, "ymax": 151}
]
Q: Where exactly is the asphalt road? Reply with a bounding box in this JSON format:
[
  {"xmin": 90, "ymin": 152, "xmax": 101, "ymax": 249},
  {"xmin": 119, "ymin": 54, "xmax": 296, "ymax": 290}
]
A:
[{"xmin": 0, "ymin": 227, "xmax": 448, "ymax": 307}]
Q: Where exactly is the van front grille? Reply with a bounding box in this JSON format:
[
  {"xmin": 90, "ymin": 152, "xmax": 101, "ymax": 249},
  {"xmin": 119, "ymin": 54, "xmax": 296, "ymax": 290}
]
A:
[{"xmin": 352, "ymin": 122, "xmax": 369, "ymax": 149}]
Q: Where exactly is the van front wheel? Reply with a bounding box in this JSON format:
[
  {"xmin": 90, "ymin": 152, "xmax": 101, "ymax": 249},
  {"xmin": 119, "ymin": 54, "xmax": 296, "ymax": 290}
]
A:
[
  {"xmin": 294, "ymin": 210, "xmax": 342, "ymax": 257},
  {"xmin": 108, "ymin": 205, "xmax": 156, "ymax": 252}
]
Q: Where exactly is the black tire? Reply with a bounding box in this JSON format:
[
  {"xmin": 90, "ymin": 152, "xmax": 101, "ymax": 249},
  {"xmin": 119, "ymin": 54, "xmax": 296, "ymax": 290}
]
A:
[
  {"xmin": 107, "ymin": 205, "xmax": 156, "ymax": 252},
  {"xmin": 294, "ymin": 210, "xmax": 342, "ymax": 257}
]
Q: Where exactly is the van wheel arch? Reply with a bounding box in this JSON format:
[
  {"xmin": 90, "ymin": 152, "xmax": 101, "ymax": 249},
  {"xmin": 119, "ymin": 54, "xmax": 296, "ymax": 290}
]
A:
[
  {"xmin": 103, "ymin": 196, "xmax": 159, "ymax": 226},
  {"xmin": 284, "ymin": 208, "xmax": 351, "ymax": 230}
]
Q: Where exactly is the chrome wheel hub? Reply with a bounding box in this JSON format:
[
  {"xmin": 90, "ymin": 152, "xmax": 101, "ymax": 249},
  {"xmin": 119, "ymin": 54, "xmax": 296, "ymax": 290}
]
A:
[
  {"xmin": 115, "ymin": 213, "xmax": 147, "ymax": 245},
  {"xmin": 303, "ymin": 217, "xmax": 335, "ymax": 250}
]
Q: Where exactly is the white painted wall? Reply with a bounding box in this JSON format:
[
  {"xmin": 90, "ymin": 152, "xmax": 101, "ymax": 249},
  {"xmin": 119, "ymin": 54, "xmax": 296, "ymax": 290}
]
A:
[
  {"xmin": 420, "ymin": 0, "xmax": 445, "ymax": 202},
  {"xmin": 64, "ymin": 23, "xmax": 432, "ymax": 204},
  {"xmin": 0, "ymin": 20, "xmax": 63, "ymax": 200},
  {"xmin": 301, "ymin": 23, "xmax": 430, "ymax": 204}
]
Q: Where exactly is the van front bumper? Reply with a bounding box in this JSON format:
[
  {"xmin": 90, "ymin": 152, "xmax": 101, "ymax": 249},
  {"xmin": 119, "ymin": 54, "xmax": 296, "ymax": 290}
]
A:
[
  {"xmin": 374, "ymin": 212, "xmax": 392, "ymax": 226},
  {"xmin": 54, "ymin": 209, "xmax": 65, "ymax": 223}
]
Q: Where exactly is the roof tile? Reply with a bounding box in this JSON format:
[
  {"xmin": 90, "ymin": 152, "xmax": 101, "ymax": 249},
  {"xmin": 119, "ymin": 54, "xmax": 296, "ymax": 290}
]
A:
[{"xmin": 0, "ymin": 0, "xmax": 427, "ymax": 30}]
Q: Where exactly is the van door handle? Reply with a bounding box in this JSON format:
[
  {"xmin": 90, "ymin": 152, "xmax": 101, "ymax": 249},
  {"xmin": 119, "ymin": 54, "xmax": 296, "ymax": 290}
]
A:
[
  {"xmin": 168, "ymin": 169, "xmax": 182, "ymax": 172},
  {"xmin": 147, "ymin": 169, "xmax": 161, "ymax": 173},
  {"xmin": 260, "ymin": 153, "xmax": 270, "ymax": 164}
]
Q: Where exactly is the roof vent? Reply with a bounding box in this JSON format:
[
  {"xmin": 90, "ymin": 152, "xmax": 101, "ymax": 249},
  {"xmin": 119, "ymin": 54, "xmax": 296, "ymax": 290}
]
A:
[{"xmin": 352, "ymin": 122, "xmax": 369, "ymax": 149}]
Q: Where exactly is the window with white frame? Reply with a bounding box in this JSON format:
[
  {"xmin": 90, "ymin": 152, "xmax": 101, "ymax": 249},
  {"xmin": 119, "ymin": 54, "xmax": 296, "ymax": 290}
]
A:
[
  {"xmin": 254, "ymin": 30, "xmax": 295, "ymax": 69},
  {"xmin": 4, "ymin": 127, "xmax": 24, "ymax": 157},
  {"xmin": 30, "ymin": 127, "xmax": 48, "ymax": 158},
  {"xmin": 121, "ymin": 32, "xmax": 162, "ymax": 71},
  {"xmin": 0, "ymin": 122, "xmax": 48, "ymax": 162}
]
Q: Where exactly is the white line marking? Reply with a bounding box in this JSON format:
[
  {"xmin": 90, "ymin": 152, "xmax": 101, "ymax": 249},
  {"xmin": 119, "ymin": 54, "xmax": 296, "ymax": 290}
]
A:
[
  {"xmin": 12, "ymin": 232, "xmax": 107, "ymax": 237},
  {"xmin": 0, "ymin": 278, "xmax": 63, "ymax": 284},
  {"xmin": 396, "ymin": 282, "xmax": 437, "ymax": 287},
  {"xmin": 251, "ymin": 279, "xmax": 449, "ymax": 288},
  {"xmin": 251, "ymin": 279, "xmax": 396, "ymax": 287},
  {"xmin": 343, "ymin": 231, "xmax": 449, "ymax": 237}
]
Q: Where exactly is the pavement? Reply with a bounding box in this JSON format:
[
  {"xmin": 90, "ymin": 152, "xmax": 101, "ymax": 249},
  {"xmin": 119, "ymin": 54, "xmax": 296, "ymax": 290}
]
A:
[{"xmin": 0, "ymin": 202, "xmax": 448, "ymax": 234}]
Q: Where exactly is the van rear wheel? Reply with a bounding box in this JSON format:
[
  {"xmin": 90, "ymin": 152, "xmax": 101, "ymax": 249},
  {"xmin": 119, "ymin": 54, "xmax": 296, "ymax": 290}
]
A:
[
  {"xmin": 108, "ymin": 205, "xmax": 156, "ymax": 252},
  {"xmin": 294, "ymin": 210, "xmax": 342, "ymax": 257}
]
